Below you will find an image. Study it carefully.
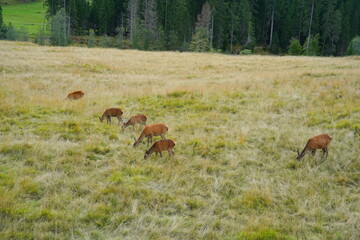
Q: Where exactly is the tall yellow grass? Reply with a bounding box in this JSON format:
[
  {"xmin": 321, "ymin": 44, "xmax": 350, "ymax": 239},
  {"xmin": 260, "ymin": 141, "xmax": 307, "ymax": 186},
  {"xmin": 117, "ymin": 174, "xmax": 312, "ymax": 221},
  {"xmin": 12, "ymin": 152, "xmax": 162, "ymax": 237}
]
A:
[{"xmin": 0, "ymin": 41, "xmax": 359, "ymax": 239}]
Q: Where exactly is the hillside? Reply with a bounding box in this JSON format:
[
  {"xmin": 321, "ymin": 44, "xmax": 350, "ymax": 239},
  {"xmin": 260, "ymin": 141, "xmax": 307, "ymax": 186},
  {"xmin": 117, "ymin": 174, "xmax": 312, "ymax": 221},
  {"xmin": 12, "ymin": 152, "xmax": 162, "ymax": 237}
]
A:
[
  {"xmin": 0, "ymin": 41, "xmax": 359, "ymax": 239},
  {"xmin": 1, "ymin": 0, "xmax": 46, "ymax": 35}
]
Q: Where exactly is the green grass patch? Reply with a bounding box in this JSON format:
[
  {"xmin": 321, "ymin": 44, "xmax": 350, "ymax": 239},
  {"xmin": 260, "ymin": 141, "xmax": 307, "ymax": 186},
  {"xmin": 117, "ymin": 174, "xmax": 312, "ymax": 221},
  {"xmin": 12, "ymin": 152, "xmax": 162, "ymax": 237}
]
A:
[
  {"xmin": 2, "ymin": 0, "xmax": 48, "ymax": 35},
  {"xmin": 234, "ymin": 229, "xmax": 293, "ymax": 240}
]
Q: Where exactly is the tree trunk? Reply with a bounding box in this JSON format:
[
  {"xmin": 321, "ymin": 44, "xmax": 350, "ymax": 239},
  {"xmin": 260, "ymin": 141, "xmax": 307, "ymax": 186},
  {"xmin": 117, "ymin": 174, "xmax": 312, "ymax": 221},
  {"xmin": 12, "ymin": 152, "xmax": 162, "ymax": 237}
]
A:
[
  {"xmin": 230, "ymin": 13, "xmax": 234, "ymax": 54},
  {"xmin": 210, "ymin": 14, "xmax": 214, "ymax": 49},
  {"xmin": 298, "ymin": 0, "xmax": 305, "ymax": 39},
  {"xmin": 306, "ymin": 0, "xmax": 314, "ymax": 55},
  {"xmin": 321, "ymin": 1, "xmax": 332, "ymax": 55},
  {"xmin": 269, "ymin": 7, "xmax": 274, "ymax": 46}
]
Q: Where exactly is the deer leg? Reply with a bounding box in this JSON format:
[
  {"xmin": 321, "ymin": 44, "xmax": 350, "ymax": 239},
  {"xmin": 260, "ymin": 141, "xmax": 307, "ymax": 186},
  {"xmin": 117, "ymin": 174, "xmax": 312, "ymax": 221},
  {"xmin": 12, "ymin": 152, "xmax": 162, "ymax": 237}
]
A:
[
  {"xmin": 107, "ymin": 116, "xmax": 111, "ymax": 124},
  {"xmin": 311, "ymin": 149, "xmax": 317, "ymax": 156},
  {"xmin": 117, "ymin": 117, "xmax": 122, "ymax": 126},
  {"xmin": 323, "ymin": 148, "xmax": 328, "ymax": 159},
  {"xmin": 159, "ymin": 152, "xmax": 163, "ymax": 158},
  {"xmin": 161, "ymin": 134, "xmax": 166, "ymax": 140},
  {"xmin": 168, "ymin": 149, "xmax": 174, "ymax": 158},
  {"xmin": 147, "ymin": 136, "xmax": 153, "ymax": 147}
]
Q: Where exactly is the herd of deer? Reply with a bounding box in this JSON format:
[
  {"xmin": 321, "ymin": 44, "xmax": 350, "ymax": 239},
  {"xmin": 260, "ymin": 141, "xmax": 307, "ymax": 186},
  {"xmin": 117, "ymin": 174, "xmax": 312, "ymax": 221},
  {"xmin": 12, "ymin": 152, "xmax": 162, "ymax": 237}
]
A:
[
  {"xmin": 66, "ymin": 91, "xmax": 176, "ymax": 159},
  {"xmin": 66, "ymin": 90, "xmax": 332, "ymax": 161}
]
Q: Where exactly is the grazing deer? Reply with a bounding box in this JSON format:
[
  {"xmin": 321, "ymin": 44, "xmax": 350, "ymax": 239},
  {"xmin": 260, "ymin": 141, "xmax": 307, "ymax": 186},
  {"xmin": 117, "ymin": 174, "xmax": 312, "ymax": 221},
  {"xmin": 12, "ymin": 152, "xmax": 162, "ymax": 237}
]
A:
[
  {"xmin": 144, "ymin": 139, "xmax": 176, "ymax": 159},
  {"xmin": 133, "ymin": 123, "xmax": 168, "ymax": 147},
  {"xmin": 122, "ymin": 114, "xmax": 148, "ymax": 130},
  {"xmin": 296, "ymin": 133, "xmax": 332, "ymax": 161},
  {"xmin": 65, "ymin": 91, "xmax": 85, "ymax": 100},
  {"xmin": 99, "ymin": 108, "xmax": 124, "ymax": 125}
]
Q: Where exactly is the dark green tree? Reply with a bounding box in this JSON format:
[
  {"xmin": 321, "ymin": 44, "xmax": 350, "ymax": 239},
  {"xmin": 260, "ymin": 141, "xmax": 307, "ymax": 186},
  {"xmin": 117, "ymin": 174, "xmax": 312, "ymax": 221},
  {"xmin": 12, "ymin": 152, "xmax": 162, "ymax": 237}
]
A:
[
  {"xmin": 0, "ymin": 4, "xmax": 5, "ymax": 39},
  {"xmin": 50, "ymin": 8, "xmax": 70, "ymax": 46},
  {"xmin": 288, "ymin": 38, "xmax": 303, "ymax": 55},
  {"xmin": 6, "ymin": 23, "xmax": 16, "ymax": 40},
  {"xmin": 346, "ymin": 36, "xmax": 360, "ymax": 55}
]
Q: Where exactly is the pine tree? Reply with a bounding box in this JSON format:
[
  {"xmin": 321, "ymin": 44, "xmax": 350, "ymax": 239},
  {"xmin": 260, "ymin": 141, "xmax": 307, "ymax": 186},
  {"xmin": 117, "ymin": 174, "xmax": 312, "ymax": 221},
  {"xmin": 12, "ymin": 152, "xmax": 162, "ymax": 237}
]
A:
[
  {"xmin": 173, "ymin": 0, "xmax": 191, "ymax": 49},
  {"xmin": 288, "ymin": 38, "xmax": 303, "ymax": 55},
  {"xmin": 304, "ymin": 33, "xmax": 320, "ymax": 56},
  {"xmin": 346, "ymin": 36, "xmax": 360, "ymax": 55},
  {"xmin": 143, "ymin": 0, "xmax": 158, "ymax": 49},
  {"xmin": 0, "ymin": 4, "xmax": 5, "ymax": 39},
  {"xmin": 128, "ymin": 0, "xmax": 139, "ymax": 43},
  {"xmin": 190, "ymin": 2, "xmax": 211, "ymax": 52},
  {"xmin": 50, "ymin": 8, "xmax": 70, "ymax": 46}
]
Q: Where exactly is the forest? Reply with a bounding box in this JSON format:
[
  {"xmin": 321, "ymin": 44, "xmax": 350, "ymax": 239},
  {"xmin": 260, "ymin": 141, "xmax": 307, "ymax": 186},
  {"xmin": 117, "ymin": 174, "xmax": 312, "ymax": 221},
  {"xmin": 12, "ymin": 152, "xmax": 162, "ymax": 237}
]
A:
[{"xmin": 1, "ymin": 0, "xmax": 360, "ymax": 55}]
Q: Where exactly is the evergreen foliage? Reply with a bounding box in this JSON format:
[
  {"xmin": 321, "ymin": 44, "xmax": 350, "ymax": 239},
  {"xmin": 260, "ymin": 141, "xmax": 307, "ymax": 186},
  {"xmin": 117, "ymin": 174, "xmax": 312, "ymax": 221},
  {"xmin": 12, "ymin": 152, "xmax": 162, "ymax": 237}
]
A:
[
  {"xmin": 190, "ymin": 28, "xmax": 210, "ymax": 52},
  {"xmin": 346, "ymin": 36, "xmax": 360, "ymax": 55},
  {"xmin": 288, "ymin": 38, "xmax": 303, "ymax": 55},
  {"xmin": 16, "ymin": 26, "xmax": 29, "ymax": 41},
  {"xmin": 35, "ymin": 26, "xmax": 46, "ymax": 45},
  {"xmin": 50, "ymin": 8, "xmax": 70, "ymax": 46},
  {"xmin": 39, "ymin": 0, "xmax": 360, "ymax": 55},
  {"xmin": 5, "ymin": 22, "xmax": 16, "ymax": 40},
  {"xmin": 304, "ymin": 34, "xmax": 320, "ymax": 56},
  {"xmin": 87, "ymin": 29, "xmax": 95, "ymax": 48},
  {"xmin": 0, "ymin": 4, "xmax": 5, "ymax": 39}
]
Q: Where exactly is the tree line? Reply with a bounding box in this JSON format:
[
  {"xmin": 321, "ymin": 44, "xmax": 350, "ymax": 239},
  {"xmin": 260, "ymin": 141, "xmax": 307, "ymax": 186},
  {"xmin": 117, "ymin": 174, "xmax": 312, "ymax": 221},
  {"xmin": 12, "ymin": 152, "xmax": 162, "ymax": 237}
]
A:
[{"xmin": 1, "ymin": 0, "xmax": 360, "ymax": 55}]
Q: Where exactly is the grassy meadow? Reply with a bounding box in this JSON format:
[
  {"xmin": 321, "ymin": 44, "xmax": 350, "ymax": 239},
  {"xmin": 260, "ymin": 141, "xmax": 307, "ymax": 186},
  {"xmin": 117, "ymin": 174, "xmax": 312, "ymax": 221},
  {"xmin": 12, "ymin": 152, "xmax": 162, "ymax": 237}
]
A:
[
  {"xmin": 0, "ymin": 41, "xmax": 359, "ymax": 239},
  {"xmin": 2, "ymin": 0, "xmax": 47, "ymax": 35}
]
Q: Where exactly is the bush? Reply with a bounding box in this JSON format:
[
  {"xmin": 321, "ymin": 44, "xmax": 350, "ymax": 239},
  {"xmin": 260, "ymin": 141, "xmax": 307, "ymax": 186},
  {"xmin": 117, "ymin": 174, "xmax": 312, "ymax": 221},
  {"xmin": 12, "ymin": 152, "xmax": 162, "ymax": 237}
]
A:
[
  {"xmin": 288, "ymin": 38, "xmax": 303, "ymax": 55},
  {"xmin": 239, "ymin": 49, "xmax": 252, "ymax": 55},
  {"xmin": 87, "ymin": 29, "xmax": 95, "ymax": 48},
  {"xmin": 16, "ymin": 26, "xmax": 29, "ymax": 41},
  {"xmin": 346, "ymin": 36, "xmax": 360, "ymax": 55},
  {"xmin": 304, "ymin": 34, "xmax": 320, "ymax": 56},
  {"xmin": 99, "ymin": 35, "xmax": 113, "ymax": 48},
  {"xmin": 35, "ymin": 26, "xmax": 46, "ymax": 45},
  {"xmin": 5, "ymin": 23, "xmax": 16, "ymax": 40},
  {"xmin": 189, "ymin": 28, "xmax": 210, "ymax": 52}
]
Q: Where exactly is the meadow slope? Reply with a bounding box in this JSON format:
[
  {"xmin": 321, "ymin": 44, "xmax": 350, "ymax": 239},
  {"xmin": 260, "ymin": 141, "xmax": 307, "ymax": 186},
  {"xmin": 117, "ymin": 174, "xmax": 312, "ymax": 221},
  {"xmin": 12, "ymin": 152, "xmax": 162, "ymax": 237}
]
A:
[
  {"xmin": 2, "ymin": 1, "xmax": 47, "ymax": 35},
  {"xmin": 0, "ymin": 41, "xmax": 359, "ymax": 240}
]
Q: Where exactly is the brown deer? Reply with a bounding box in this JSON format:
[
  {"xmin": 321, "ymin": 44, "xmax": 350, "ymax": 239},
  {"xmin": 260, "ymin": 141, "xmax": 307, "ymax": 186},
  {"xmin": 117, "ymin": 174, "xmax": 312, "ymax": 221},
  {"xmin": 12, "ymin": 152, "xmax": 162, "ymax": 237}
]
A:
[
  {"xmin": 133, "ymin": 123, "xmax": 168, "ymax": 147},
  {"xmin": 99, "ymin": 108, "xmax": 124, "ymax": 125},
  {"xmin": 122, "ymin": 114, "xmax": 148, "ymax": 130},
  {"xmin": 296, "ymin": 133, "xmax": 332, "ymax": 161},
  {"xmin": 65, "ymin": 91, "xmax": 85, "ymax": 100},
  {"xmin": 144, "ymin": 139, "xmax": 176, "ymax": 159}
]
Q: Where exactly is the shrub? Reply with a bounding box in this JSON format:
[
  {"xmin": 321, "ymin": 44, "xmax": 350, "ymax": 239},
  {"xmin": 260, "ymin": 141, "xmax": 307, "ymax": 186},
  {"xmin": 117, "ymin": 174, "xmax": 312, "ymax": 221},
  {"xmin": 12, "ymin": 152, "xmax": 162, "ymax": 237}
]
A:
[
  {"xmin": 87, "ymin": 29, "xmax": 95, "ymax": 48},
  {"xmin": 288, "ymin": 38, "xmax": 303, "ymax": 55},
  {"xmin": 35, "ymin": 26, "xmax": 46, "ymax": 45},
  {"xmin": 346, "ymin": 36, "xmax": 360, "ymax": 55},
  {"xmin": 16, "ymin": 27, "xmax": 29, "ymax": 41},
  {"xmin": 5, "ymin": 23, "xmax": 16, "ymax": 41},
  {"xmin": 99, "ymin": 35, "xmax": 113, "ymax": 48},
  {"xmin": 304, "ymin": 34, "xmax": 320, "ymax": 56},
  {"xmin": 240, "ymin": 49, "xmax": 252, "ymax": 55},
  {"xmin": 189, "ymin": 28, "xmax": 210, "ymax": 52}
]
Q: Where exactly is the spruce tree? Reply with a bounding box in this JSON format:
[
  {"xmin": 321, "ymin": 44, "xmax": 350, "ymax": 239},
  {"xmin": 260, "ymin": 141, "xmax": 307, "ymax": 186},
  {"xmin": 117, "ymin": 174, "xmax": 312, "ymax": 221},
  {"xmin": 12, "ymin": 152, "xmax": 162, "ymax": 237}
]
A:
[
  {"xmin": 0, "ymin": 4, "xmax": 5, "ymax": 39},
  {"xmin": 50, "ymin": 8, "xmax": 70, "ymax": 46}
]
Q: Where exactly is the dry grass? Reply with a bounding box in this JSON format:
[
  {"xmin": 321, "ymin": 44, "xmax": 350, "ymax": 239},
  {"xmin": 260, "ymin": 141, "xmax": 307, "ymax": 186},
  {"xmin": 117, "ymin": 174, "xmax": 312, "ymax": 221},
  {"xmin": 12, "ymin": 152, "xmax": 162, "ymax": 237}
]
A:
[{"xmin": 0, "ymin": 41, "xmax": 359, "ymax": 240}]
